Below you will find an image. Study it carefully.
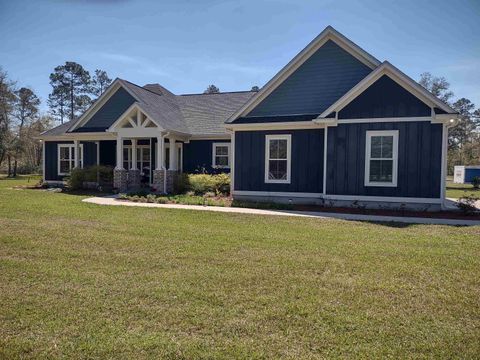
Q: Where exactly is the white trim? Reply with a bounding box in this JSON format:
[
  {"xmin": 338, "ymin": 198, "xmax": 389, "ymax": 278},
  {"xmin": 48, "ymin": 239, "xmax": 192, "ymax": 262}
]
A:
[
  {"xmin": 323, "ymin": 127, "xmax": 328, "ymax": 195},
  {"xmin": 38, "ymin": 132, "xmax": 116, "ymax": 141},
  {"xmin": 335, "ymin": 116, "xmax": 433, "ymax": 124},
  {"xmin": 42, "ymin": 141, "xmax": 45, "ymax": 182},
  {"xmin": 323, "ymin": 194, "xmax": 442, "ymax": 204},
  {"xmin": 96, "ymin": 141, "xmax": 100, "ymax": 165},
  {"xmin": 226, "ymin": 121, "xmax": 327, "ymax": 131},
  {"xmin": 57, "ymin": 143, "xmax": 83, "ymax": 176},
  {"xmin": 189, "ymin": 134, "xmax": 230, "ymax": 140},
  {"xmin": 318, "ymin": 62, "xmax": 455, "ymax": 118},
  {"xmin": 227, "ymin": 26, "xmax": 380, "ymax": 122},
  {"xmin": 212, "ymin": 142, "xmax": 231, "ymax": 169},
  {"xmin": 440, "ymin": 123, "xmax": 448, "ymax": 208},
  {"xmin": 265, "ymin": 134, "xmax": 291, "ymax": 184},
  {"xmin": 234, "ymin": 190, "xmax": 323, "ymax": 198},
  {"xmin": 364, "ymin": 130, "xmax": 398, "ymax": 187},
  {"xmin": 68, "ymin": 79, "xmax": 139, "ymax": 132},
  {"xmin": 233, "ymin": 190, "xmax": 442, "ymax": 204}
]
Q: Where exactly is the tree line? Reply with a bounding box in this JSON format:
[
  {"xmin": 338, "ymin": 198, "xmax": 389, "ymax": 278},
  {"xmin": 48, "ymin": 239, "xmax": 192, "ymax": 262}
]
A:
[
  {"xmin": 0, "ymin": 60, "xmax": 478, "ymax": 177},
  {"xmin": 0, "ymin": 62, "xmax": 112, "ymax": 176},
  {"xmin": 418, "ymin": 72, "xmax": 480, "ymax": 173}
]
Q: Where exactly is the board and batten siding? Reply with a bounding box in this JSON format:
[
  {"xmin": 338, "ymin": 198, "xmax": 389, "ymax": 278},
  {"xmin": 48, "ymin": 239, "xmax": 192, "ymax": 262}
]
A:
[
  {"xmin": 183, "ymin": 140, "xmax": 231, "ymax": 174},
  {"xmin": 338, "ymin": 75, "xmax": 431, "ymax": 119},
  {"xmin": 326, "ymin": 122, "xmax": 443, "ymax": 198},
  {"xmin": 44, "ymin": 141, "xmax": 99, "ymax": 181},
  {"xmin": 245, "ymin": 40, "xmax": 372, "ymax": 118},
  {"xmin": 75, "ymin": 87, "xmax": 136, "ymax": 132},
  {"xmin": 234, "ymin": 129, "xmax": 324, "ymax": 193}
]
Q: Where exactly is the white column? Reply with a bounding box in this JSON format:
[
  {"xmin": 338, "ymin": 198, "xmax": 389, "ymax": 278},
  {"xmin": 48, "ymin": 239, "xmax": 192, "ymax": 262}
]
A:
[
  {"xmin": 73, "ymin": 140, "xmax": 80, "ymax": 168},
  {"xmin": 168, "ymin": 136, "xmax": 177, "ymax": 170},
  {"xmin": 131, "ymin": 138, "xmax": 137, "ymax": 170},
  {"xmin": 115, "ymin": 135, "xmax": 124, "ymax": 170},
  {"xmin": 230, "ymin": 130, "xmax": 235, "ymax": 194},
  {"xmin": 156, "ymin": 134, "xmax": 164, "ymax": 170}
]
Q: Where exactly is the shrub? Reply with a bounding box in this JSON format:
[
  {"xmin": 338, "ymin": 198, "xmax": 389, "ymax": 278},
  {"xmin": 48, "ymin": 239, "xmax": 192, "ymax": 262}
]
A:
[
  {"xmin": 186, "ymin": 173, "xmax": 230, "ymax": 195},
  {"xmin": 187, "ymin": 174, "xmax": 216, "ymax": 195},
  {"xmin": 472, "ymin": 176, "xmax": 480, "ymax": 189},
  {"xmin": 174, "ymin": 173, "xmax": 189, "ymax": 194},
  {"xmin": 456, "ymin": 195, "xmax": 478, "ymax": 215},
  {"xmin": 66, "ymin": 165, "xmax": 114, "ymax": 190}
]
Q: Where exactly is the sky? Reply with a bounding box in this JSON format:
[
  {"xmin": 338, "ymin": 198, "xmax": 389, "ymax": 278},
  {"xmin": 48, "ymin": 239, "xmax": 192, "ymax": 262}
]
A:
[{"xmin": 1, "ymin": 0, "xmax": 479, "ymax": 112}]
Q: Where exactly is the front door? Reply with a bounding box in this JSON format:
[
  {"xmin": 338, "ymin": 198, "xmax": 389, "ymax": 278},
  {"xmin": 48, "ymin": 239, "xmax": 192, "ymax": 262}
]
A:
[{"xmin": 137, "ymin": 146, "xmax": 151, "ymax": 185}]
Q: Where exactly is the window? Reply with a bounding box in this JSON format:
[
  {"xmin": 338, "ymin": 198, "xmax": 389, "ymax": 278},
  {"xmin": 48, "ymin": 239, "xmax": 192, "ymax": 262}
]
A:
[
  {"xmin": 123, "ymin": 145, "xmax": 150, "ymax": 173},
  {"xmin": 365, "ymin": 130, "xmax": 398, "ymax": 187},
  {"xmin": 265, "ymin": 134, "xmax": 291, "ymax": 183},
  {"xmin": 212, "ymin": 143, "xmax": 230, "ymax": 168},
  {"xmin": 57, "ymin": 144, "xmax": 83, "ymax": 176}
]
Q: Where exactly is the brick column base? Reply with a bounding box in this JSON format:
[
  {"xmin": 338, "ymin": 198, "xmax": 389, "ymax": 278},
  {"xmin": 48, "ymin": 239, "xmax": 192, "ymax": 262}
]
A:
[
  {"xmin": 152, "ymin": 169, "xmax": 178, "ymax": 193},
  {"xmin": 152, "ymin": 170, "xmax": 165, "ymax": 193},
  {"xmin": 128, "ymin": 169, "xmax": 141, "ymax": 189},
  {"xmin": 113, "ymin": 169, "xmax": 128, "ymax": 192}
]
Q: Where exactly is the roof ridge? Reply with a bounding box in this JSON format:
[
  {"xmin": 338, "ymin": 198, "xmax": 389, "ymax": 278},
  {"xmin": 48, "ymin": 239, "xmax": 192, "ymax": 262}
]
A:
[
  {"xmin": 120, "ymin": 79, "xmax": 167, "ymax": 97},
  {"xmin": 179, "ymin": 90, "xmax": 256, "ymax": 96}
]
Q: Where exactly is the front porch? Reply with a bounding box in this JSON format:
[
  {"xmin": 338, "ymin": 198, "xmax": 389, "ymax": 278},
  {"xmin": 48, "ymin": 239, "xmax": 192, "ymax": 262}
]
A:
[{"xmin": 108, "ymin": 105, "xmax": 187, "ymax": 193}]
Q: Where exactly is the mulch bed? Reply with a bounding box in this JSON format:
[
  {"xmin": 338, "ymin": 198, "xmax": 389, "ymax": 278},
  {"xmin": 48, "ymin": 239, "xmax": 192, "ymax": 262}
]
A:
[{"xmin": 293, "ymin": 204, "xmax": 480, "ymax": 220}]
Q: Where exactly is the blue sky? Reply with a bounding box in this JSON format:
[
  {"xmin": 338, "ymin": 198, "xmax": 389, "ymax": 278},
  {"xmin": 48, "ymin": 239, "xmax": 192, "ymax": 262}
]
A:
[{"xmin": 1, "ymin": 0, "xmax": 479, "ymax": 112}]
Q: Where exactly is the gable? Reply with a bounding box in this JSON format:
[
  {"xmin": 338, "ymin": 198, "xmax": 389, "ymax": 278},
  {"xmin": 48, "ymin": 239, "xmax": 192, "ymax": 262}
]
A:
[
  {"xmin": 338, "ymin": 75, "xmax": 431, "ymax": 119},
  {"xmin": 74, "ymin": 87, "xmax": 136, "ymax": 132},
  {"xmin": 244, "ymin": 40, "xmax": 372, "ymax": 118}
]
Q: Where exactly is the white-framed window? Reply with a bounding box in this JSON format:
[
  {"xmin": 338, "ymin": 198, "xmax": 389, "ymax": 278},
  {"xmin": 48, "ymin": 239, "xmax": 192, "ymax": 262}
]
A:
[
  {"xmin": 57, "ymin": 144, "xmax": 83, "ymax": 176},
  {"xmin": 265, "ymin": 134, "xmax": 291, "ymax": 184},
  {"xmin": 212, "ymin": 142, "xmax": 231, "ymax": 169},
  {"xmin": 123, "ymin": 145, "xmax": 150, "ymax": 173},
  {"xmin": 365, "ymin": 130, "xmax": 398, "ymax": 187}
]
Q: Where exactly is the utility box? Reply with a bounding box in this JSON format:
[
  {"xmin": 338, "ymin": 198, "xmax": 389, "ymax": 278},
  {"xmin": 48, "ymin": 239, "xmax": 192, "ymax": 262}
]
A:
[{"xmin": 454, "ymin": 166, "xmax": 480, "ymax": 184}]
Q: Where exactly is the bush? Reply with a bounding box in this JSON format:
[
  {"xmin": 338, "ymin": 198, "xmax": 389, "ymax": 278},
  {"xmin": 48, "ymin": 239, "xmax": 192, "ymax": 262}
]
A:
[
  {"xmin": 66, "ymin": 165, "xmax": 114, "ymax": 190},
  {"xmin": 186, "ymin": 173, "xmax": 230, "ymax": 195},
  {"xmin": 456, "ymin": 195, "xmax": 478, "ymax": 215},
  {"xmin": 174, "ymin": 173, "xmax": 189, "ymax": 194},
  {"xmin": 472, "ymin": 176, "xmax": 480, "ymax": 189}
]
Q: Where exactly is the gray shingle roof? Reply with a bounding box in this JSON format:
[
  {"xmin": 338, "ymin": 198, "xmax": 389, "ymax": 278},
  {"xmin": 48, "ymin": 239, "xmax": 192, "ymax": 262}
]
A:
[
  {"xmin": 41, "ymin": 79, "xmax": 255, "ymax": 138},
  {"xmin": 177, "ymin": 91, "xmax": 255, "ymax": 135},
  {"xmin": 40, "ymin": 120, "xmax": 74, "ymax": 136}
]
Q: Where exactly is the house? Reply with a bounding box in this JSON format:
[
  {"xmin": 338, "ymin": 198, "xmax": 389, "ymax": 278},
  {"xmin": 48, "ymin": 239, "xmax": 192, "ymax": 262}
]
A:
[{"xmin": 39, "ymin": 26, "xmax": 459, "ymax": 210}]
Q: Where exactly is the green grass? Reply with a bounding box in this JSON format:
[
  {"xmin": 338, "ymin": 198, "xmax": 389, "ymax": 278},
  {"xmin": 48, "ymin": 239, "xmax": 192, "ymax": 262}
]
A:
[
  {"xmin": 446, "ymin": 181, "xmax": 480, "ymax": 199},
  {"xmin": 1, "ymin": 176, "xmax": 479, "ymax": 359}
]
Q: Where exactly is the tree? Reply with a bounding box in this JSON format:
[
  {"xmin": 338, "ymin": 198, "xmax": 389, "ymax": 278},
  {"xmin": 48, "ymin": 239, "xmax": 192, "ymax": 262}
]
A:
[
  {"xmin": 419, "ymin": 72, "xmax": 454, "ymax": 104},
  {"xmin": 48, "ymin": 62, "xmax": 92, "ymax": 122},
  {"xmin": 0, "ymin": 67, "xmax": 16, "ymax": 172},
  {"xmin": 450, "ymin": 98, "xmax": 479, "ymax": 148},
  {"xmin": 204, "ymin": 84, "xmax": 220, "ymax": 94},
  {"xmin": 251, "ymin": 85, "xmax": 260, "ymax": 92},
  {"xmin": 91, "ymin": 69, "xmax": 112, "ymax": 97},
  {"xmin": 11, "ymin": 87, "xmax": 40, "ymax": 176},
  {"xmin": 48, "ymin": 86, "xmax": 68, "ymax": 124}
]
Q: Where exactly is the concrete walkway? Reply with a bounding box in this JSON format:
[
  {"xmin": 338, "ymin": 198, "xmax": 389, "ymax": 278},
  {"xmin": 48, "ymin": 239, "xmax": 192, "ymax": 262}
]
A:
[{"xmin": 82, "ymin": 196, "xmax": 480, "ymax": 226}]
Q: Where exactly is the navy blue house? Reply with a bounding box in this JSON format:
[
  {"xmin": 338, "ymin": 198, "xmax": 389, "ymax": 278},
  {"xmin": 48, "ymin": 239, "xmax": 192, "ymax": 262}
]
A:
[{"xmin": 40, "ymin": 26, "xmax": 458, "ymax": 209}]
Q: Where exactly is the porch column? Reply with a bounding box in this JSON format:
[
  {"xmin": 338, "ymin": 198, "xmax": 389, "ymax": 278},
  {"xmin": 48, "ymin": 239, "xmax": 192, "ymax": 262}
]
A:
[
  {"xmin": 73, "ymin": 140, "xmax": 80, "ymax": 168},
  {"xmin": 131, "ymin": 138, "xmax": 137, "ymax": 170},
  {"xmin": 115, "ymin": 135, "xmax": 124, "ymax": 170},
  {"xmin": 168, "ymin": 136, "xmax": 177, "ymax": 170},
  {"xmin": 156, "ymin": 134, "xmax": 164, "ymax": 170}
]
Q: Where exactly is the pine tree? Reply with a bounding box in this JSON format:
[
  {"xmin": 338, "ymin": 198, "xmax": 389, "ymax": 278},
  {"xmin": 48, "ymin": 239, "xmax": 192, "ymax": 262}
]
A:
[
  {"xmin": 91, "ymin": 69, "xmax": 112, "ymax": 97},
  {"xmin": 48, "ymin": 62, "xmax": 92, "ymax": 122},
  {"xmin": 204, "ymin": 84, "xmax": 220, "ymax": 94}
]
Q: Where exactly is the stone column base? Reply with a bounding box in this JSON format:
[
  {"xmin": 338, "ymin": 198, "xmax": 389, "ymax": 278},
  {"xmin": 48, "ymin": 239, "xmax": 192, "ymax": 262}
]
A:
[
  {"xmin": 165, "ymin": 170, "xmax": 177, "ymax": 194},
  {"xmin": 152, "ymin": 169, "xmax": 178, "ymax": 193},
  {"xmin": 152, "ymin": 169, "xmax": 165, "ymax": 193},
  {"xmin": 127, "ymin": 169, "xmax": 141, "ymax": 189},
  {"xmin": 113, "ymin": 169, "xmax": 128, "ymax": 192}
]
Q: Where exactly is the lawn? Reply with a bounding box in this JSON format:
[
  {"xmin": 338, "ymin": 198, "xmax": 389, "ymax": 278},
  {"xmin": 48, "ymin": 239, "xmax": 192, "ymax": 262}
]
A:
[
  {"xmin": 446, "ymin": 181, "xmax": 480, "ymax": 199},
  {"xmin": 1, "ymin": 176, "xmax": 479, "ymax": 359}
]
